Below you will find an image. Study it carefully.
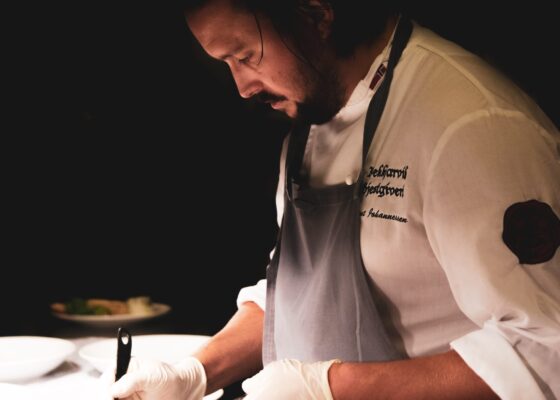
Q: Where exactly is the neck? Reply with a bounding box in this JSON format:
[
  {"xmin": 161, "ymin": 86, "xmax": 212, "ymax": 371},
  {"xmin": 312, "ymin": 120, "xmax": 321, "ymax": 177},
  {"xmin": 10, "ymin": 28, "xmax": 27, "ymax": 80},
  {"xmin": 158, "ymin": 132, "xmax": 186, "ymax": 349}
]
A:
[{"xmin": 337, "ymin": 15, "xmax": 398, "ymax": 104}]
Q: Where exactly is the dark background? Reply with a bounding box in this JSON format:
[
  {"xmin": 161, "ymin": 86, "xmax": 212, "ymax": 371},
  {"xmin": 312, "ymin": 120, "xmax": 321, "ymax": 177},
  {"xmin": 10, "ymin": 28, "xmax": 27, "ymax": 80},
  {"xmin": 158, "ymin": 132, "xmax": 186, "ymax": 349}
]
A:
[{"xmin": 4, "ymin": 2, "xmax": 558, "ymax": 396}]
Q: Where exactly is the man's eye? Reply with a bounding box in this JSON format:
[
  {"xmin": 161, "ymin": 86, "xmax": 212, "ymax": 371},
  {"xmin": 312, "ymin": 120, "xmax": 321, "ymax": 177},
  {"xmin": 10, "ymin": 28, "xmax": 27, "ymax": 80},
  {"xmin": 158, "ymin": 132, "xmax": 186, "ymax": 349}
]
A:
[{"xmin": 238, "ymin": 53, "xmax": 253, "ymax": 65}]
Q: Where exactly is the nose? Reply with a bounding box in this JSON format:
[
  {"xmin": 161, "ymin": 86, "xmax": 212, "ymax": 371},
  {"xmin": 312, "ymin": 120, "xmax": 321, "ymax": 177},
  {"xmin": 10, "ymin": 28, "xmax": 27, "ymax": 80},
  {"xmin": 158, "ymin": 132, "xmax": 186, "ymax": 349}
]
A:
[{"xmin": 230, "ymin": 65, "xmax": 262, "ymax": 99}]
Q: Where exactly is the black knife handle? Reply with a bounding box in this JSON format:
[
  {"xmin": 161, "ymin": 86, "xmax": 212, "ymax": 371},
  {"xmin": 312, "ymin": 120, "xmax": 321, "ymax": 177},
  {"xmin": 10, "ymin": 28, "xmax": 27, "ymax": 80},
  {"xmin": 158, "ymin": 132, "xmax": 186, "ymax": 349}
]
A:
[{"xmin": 115, "ymin": 327, "xmax": 132, "ymax": 382}]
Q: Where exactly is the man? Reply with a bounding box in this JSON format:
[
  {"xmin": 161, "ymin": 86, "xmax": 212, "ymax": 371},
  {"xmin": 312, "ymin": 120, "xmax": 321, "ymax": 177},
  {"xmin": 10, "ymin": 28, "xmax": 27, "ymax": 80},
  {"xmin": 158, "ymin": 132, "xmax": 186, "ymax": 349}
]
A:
[{"xmin": 106, "ymin": 1, "xmax": 560, "ymax": 399}]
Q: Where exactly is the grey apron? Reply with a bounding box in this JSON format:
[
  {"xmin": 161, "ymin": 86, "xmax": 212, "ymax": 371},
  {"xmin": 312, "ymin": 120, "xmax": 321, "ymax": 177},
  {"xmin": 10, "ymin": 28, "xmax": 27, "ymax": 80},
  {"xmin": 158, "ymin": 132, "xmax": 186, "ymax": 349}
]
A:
[{"xmin": 263, "ymin": 18, "xmax": 413, "ymax": 364}]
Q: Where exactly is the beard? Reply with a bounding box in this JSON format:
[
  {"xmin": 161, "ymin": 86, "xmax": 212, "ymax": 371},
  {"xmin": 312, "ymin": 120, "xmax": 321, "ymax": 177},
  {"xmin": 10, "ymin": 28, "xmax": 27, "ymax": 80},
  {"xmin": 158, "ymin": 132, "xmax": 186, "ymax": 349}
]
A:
[
  {"xmin": 293, "ymin": 51, "xmax": 346, "ymax": 125},
  {"xmin": 295, "ymin": 51, "xmax": 345, "ymax": 125},
  {"xmin": 254, "ymin": 54, "xmax": 346, "ymax": 125}
]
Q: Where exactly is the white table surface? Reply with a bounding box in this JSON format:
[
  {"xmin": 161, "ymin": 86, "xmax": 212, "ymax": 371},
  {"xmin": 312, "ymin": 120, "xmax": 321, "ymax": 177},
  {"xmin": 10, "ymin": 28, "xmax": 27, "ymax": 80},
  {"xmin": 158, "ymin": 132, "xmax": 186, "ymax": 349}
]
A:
[{"xmin": 16, "ymin": 337, "xmax": 109, "ymax": 400}]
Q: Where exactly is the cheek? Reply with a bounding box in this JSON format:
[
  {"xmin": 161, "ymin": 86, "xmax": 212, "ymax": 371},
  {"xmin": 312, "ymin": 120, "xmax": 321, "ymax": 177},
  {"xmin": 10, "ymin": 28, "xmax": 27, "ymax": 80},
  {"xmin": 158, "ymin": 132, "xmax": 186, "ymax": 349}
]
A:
[
  {"xmin": 261, "ymin": 48, "xmax": 309, "ymax": 101},
  {"xmin": 266, "ymin": 66, "xmax": 307, "ymax": 102},
  {"xmin": 265, "ymin": 65, "xmax": 292, "ymax": 92}
]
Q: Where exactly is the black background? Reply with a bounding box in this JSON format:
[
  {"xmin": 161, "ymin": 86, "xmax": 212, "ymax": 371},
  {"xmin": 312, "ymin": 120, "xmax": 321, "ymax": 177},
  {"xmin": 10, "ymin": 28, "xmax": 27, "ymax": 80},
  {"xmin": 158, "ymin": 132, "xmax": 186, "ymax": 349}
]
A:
[{"xmin": 4, "ymin": 0, "xmax": 558, "ymax": 389}]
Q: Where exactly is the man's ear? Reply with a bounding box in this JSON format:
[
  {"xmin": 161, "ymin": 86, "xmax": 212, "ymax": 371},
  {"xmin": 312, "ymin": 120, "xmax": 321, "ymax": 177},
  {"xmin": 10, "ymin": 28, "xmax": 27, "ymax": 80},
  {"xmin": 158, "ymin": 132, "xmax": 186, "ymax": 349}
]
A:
[{"xmin": 303, "ymin": 0, "xmax": 334, "ymax": 40}]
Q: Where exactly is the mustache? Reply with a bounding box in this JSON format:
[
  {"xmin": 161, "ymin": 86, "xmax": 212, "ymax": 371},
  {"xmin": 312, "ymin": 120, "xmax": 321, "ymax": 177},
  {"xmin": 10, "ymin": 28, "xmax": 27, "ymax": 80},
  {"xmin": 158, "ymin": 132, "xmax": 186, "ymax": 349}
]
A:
[{"xmin": 252, "ymin": 91, "xmax": 286, "ymax": 104}]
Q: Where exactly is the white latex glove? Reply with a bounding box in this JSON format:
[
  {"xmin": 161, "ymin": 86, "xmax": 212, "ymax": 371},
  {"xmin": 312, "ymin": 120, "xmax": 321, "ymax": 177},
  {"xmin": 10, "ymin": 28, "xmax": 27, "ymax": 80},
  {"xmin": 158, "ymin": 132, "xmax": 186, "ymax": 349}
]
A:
[
  {"xmin": 102, "ymin": 356, "xmax": 206, "ymax": 400},
  {"xmin": 242, "ymin": 359, "xmax": 340, "ymax": 400}
]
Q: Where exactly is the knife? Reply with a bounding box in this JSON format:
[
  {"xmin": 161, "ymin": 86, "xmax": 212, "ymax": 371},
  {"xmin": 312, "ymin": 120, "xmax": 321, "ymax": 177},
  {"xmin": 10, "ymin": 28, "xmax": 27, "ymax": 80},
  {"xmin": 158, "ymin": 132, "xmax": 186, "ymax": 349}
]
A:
[{"xmin": 114, "ymin": 327, "xmax": 132, "ymax": 394}]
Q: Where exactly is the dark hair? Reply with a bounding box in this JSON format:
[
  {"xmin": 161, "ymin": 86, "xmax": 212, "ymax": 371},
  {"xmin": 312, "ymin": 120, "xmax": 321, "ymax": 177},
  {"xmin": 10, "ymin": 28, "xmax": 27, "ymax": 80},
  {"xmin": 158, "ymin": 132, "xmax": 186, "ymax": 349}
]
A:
[{"xmin": 183, "ymin": 0, "xmax": 397, "ymax": 58}]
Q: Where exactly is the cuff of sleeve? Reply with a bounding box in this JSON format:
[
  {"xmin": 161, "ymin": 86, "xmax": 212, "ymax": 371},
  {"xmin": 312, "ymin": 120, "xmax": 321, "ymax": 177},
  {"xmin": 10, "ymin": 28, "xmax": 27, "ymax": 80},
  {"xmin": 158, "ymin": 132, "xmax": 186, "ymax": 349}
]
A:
[
  {"xmin": 450, "ymin": 327, "xmax": 545, "ymax": 400},
  {"xmin": 236, "ymin": 279, "xmax": 267, "ymax": 310}
]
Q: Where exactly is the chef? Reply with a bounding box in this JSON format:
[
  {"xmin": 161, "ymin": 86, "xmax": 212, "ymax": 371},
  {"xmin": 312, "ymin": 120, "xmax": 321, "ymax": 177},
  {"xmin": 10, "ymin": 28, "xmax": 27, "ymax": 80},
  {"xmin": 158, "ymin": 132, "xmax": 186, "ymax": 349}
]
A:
[{"xmin": 107, "ymin": 1, "xmax": 560, "ymax": 399}]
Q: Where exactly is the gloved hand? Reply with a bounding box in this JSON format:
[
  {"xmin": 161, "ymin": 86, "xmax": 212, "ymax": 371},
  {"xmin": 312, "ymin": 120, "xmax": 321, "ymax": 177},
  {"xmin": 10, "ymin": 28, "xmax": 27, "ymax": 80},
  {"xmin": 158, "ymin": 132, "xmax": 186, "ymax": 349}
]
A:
[
  {"xmin": 101, "ymin": 356, "xmax": 207, "ymax": 400},
  {"xmin": 241, "ymin": 359, "xmax": 340, "ymax": 400}
]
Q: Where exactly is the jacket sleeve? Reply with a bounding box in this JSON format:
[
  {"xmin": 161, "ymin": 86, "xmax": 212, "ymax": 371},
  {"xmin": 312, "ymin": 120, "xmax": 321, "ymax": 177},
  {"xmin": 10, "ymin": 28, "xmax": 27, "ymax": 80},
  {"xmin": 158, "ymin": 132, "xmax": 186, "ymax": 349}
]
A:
[{"xmin": 423, "ymin": 109, "xmax": 560, "ymax": 399}]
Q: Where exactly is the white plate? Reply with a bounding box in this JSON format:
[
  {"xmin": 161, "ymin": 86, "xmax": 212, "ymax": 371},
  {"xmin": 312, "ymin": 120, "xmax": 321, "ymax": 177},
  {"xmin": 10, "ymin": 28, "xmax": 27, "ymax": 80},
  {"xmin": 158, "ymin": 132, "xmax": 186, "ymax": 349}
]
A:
[
  {"xmin": 0, "ymin": 337, "xmax": 76, "ymax": 382},
  {"xmin": 80, "ymin": 334, "xmax": 222, "ymax": 399},
  {"xmin": 52, "ymin": 303, "xmax": 171, "ymax": 327}
]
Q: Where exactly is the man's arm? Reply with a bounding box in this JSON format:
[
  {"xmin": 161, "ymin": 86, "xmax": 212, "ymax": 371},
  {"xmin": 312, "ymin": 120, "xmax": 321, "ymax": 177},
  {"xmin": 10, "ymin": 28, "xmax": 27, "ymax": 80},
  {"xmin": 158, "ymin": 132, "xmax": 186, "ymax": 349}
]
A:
[
  {"xmin": 329, "ymin": 350, "xmax": 498, "ymax": 400},
  {"xmin": 194, "ymin": 301, "xmax": 264, "ymax": 394}
]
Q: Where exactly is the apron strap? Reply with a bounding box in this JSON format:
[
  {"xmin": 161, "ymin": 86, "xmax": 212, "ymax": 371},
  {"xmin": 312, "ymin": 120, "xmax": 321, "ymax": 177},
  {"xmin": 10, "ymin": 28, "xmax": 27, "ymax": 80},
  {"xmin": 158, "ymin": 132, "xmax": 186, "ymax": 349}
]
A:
[
  {"xmin": 361, "ymin": 17, "xmax": 413, "ymax": 169},
  {"xmin": 285, "ymin": 122, "xmax": 311, "ymax": 200}
]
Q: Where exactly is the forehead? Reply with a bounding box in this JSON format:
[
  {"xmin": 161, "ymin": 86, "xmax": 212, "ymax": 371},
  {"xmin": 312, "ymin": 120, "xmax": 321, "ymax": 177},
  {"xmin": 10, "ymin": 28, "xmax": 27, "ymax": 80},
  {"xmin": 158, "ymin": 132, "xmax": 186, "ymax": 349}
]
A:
[{"xmin": 186, "ymin": 0, "xmax": 257, "ymax": 55}]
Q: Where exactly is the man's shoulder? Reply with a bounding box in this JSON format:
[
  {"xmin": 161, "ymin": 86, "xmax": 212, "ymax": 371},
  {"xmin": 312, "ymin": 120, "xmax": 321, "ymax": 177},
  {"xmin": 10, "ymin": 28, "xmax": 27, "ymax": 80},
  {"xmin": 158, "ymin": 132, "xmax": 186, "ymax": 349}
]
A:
[
  {"xmin": 405, "ymin": 23, "xmax": 538, "ymax": 114},
  {"xmin": 396, "ymin": 23, "xmax": 554, "ymax": 134}
]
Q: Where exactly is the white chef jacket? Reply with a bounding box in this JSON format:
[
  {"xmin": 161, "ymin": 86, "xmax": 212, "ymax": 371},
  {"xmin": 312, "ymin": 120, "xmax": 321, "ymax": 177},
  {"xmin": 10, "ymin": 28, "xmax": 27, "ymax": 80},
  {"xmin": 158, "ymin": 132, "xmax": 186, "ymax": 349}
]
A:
[{"xmin": 238, "ymin": 22, "xmax": 560, "ymax": 399}]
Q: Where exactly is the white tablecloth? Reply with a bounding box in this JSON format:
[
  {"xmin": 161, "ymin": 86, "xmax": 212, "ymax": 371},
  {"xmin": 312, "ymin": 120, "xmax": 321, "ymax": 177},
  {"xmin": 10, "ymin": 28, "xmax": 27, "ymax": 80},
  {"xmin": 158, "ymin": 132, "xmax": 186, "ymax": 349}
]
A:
[{"xmin": 17, "ymin": 337, "xmax": 107, "ymax": 400}]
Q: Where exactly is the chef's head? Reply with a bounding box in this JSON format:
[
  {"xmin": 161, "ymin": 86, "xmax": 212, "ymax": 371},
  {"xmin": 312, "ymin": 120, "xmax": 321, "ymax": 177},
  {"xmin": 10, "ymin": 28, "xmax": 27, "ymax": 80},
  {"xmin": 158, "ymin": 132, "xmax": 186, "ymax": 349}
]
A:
[{"xmin": 185, "ymin": 0, "xmax": 395, "ymax": 124}]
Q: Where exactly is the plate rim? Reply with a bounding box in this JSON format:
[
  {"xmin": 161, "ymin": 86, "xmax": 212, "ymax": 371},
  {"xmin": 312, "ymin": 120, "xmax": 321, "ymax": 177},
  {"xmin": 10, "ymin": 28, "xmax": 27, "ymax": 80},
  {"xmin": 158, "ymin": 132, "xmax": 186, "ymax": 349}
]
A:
[
  {"xmin": 79, "ymin": 334, "xmax": 212, "ymax": 366},
  {"xmin": 79, "ymin": 334, "xmax": 212, "ymax": 358},
  {"xmin": 0, "ymin": 336, "xmax": 76, "ymax": 367},
  {"xmin": 51, "ymin": 302, "xmax": 171, "ymax": 322}
]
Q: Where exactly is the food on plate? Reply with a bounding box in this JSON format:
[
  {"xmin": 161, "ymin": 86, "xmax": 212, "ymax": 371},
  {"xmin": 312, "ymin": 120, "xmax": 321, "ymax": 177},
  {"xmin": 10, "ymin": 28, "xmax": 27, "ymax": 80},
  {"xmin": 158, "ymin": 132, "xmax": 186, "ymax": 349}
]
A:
[
  {"xmin": 88, "ymin": 298, "xmax": 129, "ymax": 315},
  {"xmin": 51, "ymin": 296, "xmax": 155, "ymax": 316},
  {"xmin": 127, "ymin": 296, "xmax": 153, "ymax": 316}
]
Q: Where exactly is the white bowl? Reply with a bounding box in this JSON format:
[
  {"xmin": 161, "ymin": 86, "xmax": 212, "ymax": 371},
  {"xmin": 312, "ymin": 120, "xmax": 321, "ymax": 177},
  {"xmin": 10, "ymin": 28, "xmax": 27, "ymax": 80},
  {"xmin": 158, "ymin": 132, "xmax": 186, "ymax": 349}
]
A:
[
  {"xmin": 0, "ymin": 336, "xmax": 76, "ymax": 382},
  {"xmin": 79, "ymin": 334, "xmax": 211, "ymax": 372}
]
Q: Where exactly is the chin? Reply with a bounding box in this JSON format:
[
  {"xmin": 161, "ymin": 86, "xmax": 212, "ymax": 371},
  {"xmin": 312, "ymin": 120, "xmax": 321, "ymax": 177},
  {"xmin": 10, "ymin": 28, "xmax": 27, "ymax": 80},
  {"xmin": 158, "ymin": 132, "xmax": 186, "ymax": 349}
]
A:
[
  {"xmin": 286, "ymin": 110, "xmax": 298, "ymax": 119},
  {"xmin": 280, "ymin": 102, "xmax": 297, "ymax": 119}
]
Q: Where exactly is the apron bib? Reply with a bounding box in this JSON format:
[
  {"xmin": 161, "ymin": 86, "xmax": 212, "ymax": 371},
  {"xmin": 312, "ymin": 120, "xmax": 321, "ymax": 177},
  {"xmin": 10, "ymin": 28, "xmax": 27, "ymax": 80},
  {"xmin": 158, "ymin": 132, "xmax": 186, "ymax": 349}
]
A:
[{"xmin": 263, "ymin": 18, "xmax": 413, "ymax": 364}]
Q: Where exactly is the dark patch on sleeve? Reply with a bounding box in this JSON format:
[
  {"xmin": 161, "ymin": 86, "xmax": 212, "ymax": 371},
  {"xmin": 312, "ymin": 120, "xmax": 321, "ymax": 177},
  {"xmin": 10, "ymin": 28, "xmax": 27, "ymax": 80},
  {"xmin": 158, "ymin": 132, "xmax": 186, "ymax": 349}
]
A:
[{"xmin": 502, "ymin": 200, "xmax": 560, "ymax": 264}]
